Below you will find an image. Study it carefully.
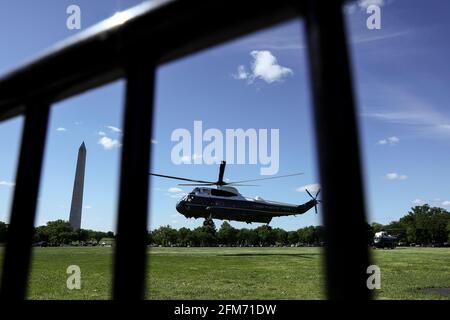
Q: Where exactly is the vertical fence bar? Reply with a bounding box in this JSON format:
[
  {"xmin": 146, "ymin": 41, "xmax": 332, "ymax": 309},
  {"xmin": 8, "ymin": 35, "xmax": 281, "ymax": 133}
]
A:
[
  {"xmin": 0, "ymin": 103, "xmax": 50, "ymax": 299},
  {"xmin": 303, "ymin": 0, "xmax": 371, "ymax": 299},
  {"xmin": 113, "ymin": 62, "xmax": 155, "ymax": 300}
]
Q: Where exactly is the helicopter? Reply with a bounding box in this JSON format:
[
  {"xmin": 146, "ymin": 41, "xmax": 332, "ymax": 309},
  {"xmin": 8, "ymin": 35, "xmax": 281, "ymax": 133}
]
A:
[
  {"xmin": 150, "ymin": 161, "xmax": 321, "ymax": 228},
  {"xmin": 373, "ymin": 231, "xmax": 397, "ymax": 249}
]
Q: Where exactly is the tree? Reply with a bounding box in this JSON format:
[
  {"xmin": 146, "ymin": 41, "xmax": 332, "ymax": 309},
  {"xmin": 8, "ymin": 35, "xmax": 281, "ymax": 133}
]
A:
[
  {"xmin": 151, "ymin": 225, "xmax": 178, "ymax": 246},
  {"xmin": 429, "ymin": 208, "xmax": 449, "ymax": 244},
  {"xmin": 0, "ymin": 221, "xmax": 7, "ymax": 243},
  {"xmin": 192, "ymin": 226, "xmax": 216, "ymax": 246},
  {"xmin": 447, "ymin": 221, "xmax": 450, "ymax": 242},
  {"xmin": 34, "ymin": 220, "xmax": 78, "ymax": 246},
  {"xmin": 385, "ymin": 221, "xmax": 407, "ymax": 243},
  {"xmin": 367, "ymin": 223, "xmax": 375, "ymax": 246},
  {"xmin": 298, "ymin": 226, "xmax": 315, "ymax": 245},
  {"xmin": 272, "ymin": 228, "xmax": 287, "ymax": 246},
  {"xmin": 398, "ymin": 205, "xmax": 450, "ymax": 245},
  {"xmin": 255, "ymin": 225, "xmax": 275, "ymax": 246},
  {"xmin": 315, "ymin": 226, "xmax": 325, "ymax": 245},
  {"xmin": 217, "ymin": 222, "xmax": 237, "ymax": 246},
  {"xmin": 177, "ymin": 227, "xmax": 192, "ymax": 246},
  {"xmin": 287, "ymin": 231, "xmax": 299, "ymax": 245},
  {"xmin": 371, "ymin": 222, "xmax": 385, "ymax": 233},
  {"xmin": 236, "ymin": 228, "xmax": 258, "ymax": 246},
  {"xmin": 147, "ymin": 230, "xmax": 153, "ymax": 245}
]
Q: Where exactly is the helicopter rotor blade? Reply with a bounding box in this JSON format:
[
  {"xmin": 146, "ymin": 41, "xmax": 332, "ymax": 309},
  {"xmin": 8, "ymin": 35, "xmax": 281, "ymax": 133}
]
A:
[
  {"xmin": 226, "ymin": 184, "xmax": 259, "ymax": 186},
  {"xmin": 305, "ymin": 189, "xmax": 314, "ymax": 199},
  {"xmin": 149, "ymin": 173, "xmax": 214, "ymax": 184},
  {"xmin": 218, "ymin": 161, "xmax": 226, "ymax": 185},
  {"xmin": 228, "ymin": 173, "xmax": 303, "ymax": 185},
  {"xmin": 177, "ymin": 183, "xmax": 217, "ymax": 186},
  {"xmin": 315, "ymin": 189, "xmax": 321, "ymax": 198}
]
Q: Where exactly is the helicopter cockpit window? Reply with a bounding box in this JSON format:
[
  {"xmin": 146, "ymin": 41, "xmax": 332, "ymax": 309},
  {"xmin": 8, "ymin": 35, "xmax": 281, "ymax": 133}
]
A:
[{"xmin": 194, "ymin": 188, "xmax": 210, "ymax": 195}]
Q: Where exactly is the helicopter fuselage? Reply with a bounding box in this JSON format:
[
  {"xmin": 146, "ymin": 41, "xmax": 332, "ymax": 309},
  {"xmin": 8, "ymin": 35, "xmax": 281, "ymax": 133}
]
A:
[{"xmin": 176, "ymin": 187, "xmax": 317, "ymax": 224}]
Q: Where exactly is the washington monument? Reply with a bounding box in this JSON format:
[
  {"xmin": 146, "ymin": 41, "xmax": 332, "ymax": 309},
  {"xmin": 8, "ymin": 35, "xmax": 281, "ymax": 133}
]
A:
[{"xmin": 69, "ymin": 142, "xmax": 86, "ymax": 230}]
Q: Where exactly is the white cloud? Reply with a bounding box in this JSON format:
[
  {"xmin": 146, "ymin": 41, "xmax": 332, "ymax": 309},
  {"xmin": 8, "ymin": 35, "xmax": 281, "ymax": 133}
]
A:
[
  {"xmin": 352, "ymin": 31, "xmax": 410, "ymax": 44},
  {"xmin": 233, "ymin": 65, "xmax": 249, "ymax": 80},
  {"xmin": 234, "ymin": 50, "xmax": 293, "ymax": 84},
  {"xmin": 378, "ymin": 136, "xmax": 400, "ymax": 146},
  {"xmin": 385, "ymin": 173, "xmax": 397, "ymax": 180},
  {"xmin": 250, "ymin": 50, "xmax": 293, "ymax": 83},
  {"xmin": 412, "ymin": 199, "xmax": 424, "ymax": 205},
  {"xmin": 0, "ymin": 181, "xmax": 15, "ymax": 188},
  {"xmin": 98, "ymin": 131, "xmax": 106, "ymax": 136},
  {"xmin": 98, "ymin": 136, "xmax": 121, "ymax": 150},
  {"xmin": 387, "ymin": 136, "xmax": 400, "ymax": 144},
  {"xmin": 151, "ymin": 139, "xmax": 158, "ymax": 144},
  {"xmin": 168, "ymin": 187, "xmax": 183, "ymax": 193},
  {"xmin": 363, "ymin": 85, "xmax": 450, "ymax": 139},
  {"xmin": 296, "ymin": 183, "xmax": 321, "ymax": 193},
  {"xmin": 441, "ymin": 201, "xmax": 450, "ymax": 207},
  {"xmin": 385, "ymin": 173, "xmax": 408, "ymax": 180},
  {"xmin": 107, "ymin": 126, "xmax": 122, "ymax": 133},
  {"xmin": 56, "ymin": 127, "xmax": 67, "ymax": 132}
]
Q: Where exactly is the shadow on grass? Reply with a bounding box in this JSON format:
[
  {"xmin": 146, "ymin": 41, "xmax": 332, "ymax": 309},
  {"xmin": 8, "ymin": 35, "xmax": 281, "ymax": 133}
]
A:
[
  {"xmin": 217, "ymin": 253, "xmax": 321, "ymax": 258},
  {"xmin": 419, "ymin": 288, "xmax": 450, "ymax": 296}
]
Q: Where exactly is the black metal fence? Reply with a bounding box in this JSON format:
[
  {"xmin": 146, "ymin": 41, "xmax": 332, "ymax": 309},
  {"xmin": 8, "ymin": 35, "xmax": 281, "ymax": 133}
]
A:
[{"xmin": 0, "ymin": 0, "xmax": 370, "ymax": 300}]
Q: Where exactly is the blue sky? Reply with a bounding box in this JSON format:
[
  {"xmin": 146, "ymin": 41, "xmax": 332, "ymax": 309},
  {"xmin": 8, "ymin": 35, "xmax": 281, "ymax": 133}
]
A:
[{"xmin": 1, "ymin": 0, "xmax": 450, "ymax": 232}]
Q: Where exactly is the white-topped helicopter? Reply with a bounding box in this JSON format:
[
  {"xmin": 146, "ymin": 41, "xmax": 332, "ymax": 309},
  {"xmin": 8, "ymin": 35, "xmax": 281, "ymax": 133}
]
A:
[{"xmin": 150, "ymin": 161, "xmax": 321, "ymax": 227}]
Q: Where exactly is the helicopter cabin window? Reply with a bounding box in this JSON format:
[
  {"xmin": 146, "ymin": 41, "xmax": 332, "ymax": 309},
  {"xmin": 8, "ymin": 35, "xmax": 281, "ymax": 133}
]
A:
[{"xmin": 210, "ymin": 189, "xmax": 236, "ymax": 197}]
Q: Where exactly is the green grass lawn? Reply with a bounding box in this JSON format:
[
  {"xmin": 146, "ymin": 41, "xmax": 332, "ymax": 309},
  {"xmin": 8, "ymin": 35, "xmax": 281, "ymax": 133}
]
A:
[{"xmin": 0, "ymin": 247, "xmax": 449, "ymax": 299}]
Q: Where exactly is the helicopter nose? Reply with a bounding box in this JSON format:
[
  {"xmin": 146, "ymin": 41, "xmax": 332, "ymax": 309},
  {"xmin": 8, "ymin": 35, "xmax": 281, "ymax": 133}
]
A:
[{"xmin": 176, "ymin": 200, "xmax": 186, "ymax": 214}]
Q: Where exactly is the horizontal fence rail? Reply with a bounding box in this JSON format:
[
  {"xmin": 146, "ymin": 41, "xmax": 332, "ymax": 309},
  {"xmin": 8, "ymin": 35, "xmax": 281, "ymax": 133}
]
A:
[
  {"xmin": 0, "ymin": 0, "xmax": 301, "ymax": 121},
  {"xmin": 0, "ymin": 0, "xmax": 370, "ymax": 300}
]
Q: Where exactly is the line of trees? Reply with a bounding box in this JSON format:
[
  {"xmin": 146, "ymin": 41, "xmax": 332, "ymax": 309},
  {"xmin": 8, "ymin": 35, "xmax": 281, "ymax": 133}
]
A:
[
  {"xmin": 148, "ymin": 223, "xmax": 325, "ymax": 247},
  {"xmin": 32, "ymin": 220, "xmax": 115, "ymax": 246},
  {"xmin": 0, "ymin": 205, "xmax": 449, "ymax": 247},
  {"xmin": 0, "ymin": 220, "xmax": 114, "ymax": 246},
  {"xmin": 367, "ymin": 205, "xmax": 450, "ymax": 246}
]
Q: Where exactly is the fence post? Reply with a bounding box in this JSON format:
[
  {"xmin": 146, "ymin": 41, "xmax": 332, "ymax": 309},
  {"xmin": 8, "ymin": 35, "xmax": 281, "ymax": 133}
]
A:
[
  {"xmin": 303, "ymin": 0, "xmax": 372, "ymax": 300},
  {"xmin": 0, "ymin": 103, "xmax": 50, "ymax": 299},
  {"xmin": 112, "ymin": 62, "xmax": 155, "ymax": 300}
]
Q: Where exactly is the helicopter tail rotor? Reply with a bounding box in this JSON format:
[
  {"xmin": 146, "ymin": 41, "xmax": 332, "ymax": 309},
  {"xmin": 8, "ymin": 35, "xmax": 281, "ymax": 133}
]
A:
[{"xmin": 305, "ymin": 188, "xmax": 322, "ymax": 214}]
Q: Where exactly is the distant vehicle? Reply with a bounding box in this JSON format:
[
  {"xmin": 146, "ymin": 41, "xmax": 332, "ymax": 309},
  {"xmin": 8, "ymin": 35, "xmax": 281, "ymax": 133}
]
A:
[
  {"xmin": 150, "ymin": 161, "xmax": 320, "ymax": 228},
  {"xmin": 373, "ymin": 231, "xmax": 397, "ymax": 249}
]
